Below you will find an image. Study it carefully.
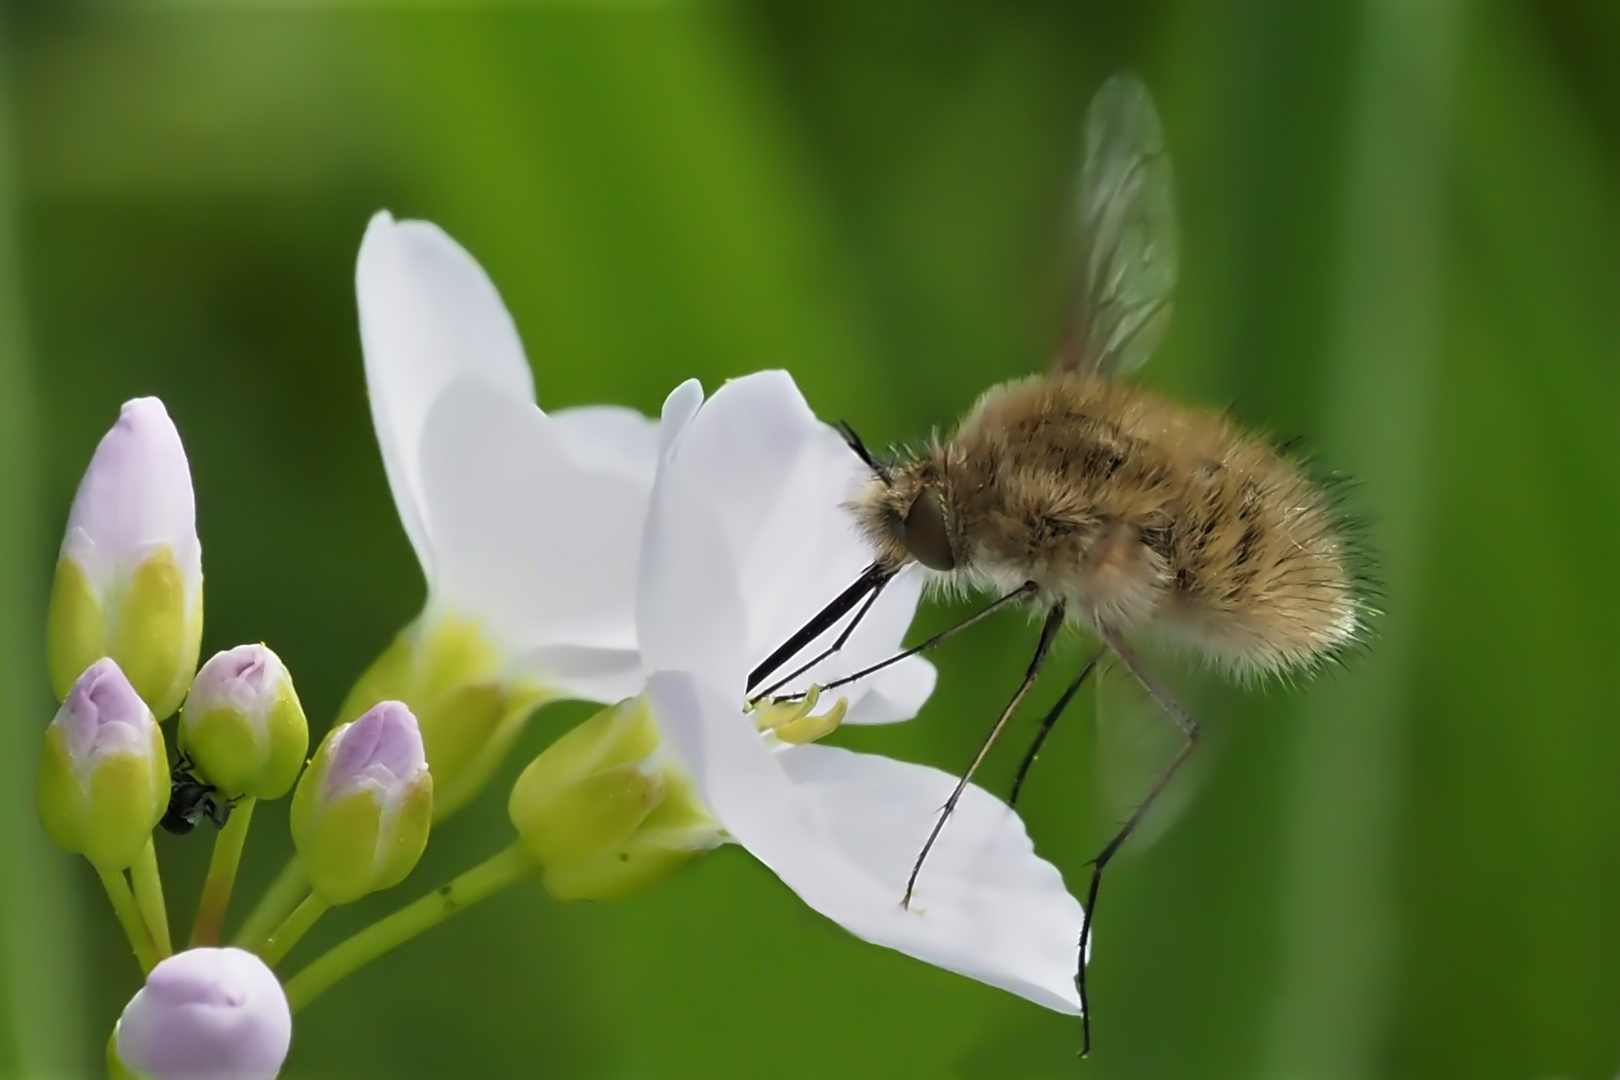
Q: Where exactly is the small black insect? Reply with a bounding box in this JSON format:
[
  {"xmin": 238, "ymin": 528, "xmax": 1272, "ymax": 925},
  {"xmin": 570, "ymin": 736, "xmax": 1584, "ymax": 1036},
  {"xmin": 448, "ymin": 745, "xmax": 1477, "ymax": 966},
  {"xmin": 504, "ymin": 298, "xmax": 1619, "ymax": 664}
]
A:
[{"xmin": 159, "ymin": 751, "xmax": 235, "ymax": 835}]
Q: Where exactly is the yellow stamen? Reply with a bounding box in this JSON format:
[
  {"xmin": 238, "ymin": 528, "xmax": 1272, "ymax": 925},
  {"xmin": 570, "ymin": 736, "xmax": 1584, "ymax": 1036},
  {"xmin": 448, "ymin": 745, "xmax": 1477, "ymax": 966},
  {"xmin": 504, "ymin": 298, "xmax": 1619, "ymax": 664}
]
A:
[{"xmin": 752, "ymin": 685, "xmax": 849, "ymax": 745}]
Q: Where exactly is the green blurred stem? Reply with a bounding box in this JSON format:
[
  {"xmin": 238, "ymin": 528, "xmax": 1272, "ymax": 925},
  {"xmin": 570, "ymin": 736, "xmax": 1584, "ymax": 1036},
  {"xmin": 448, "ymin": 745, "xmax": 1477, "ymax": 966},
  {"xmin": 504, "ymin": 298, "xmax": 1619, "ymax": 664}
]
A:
[
  {"xmin": 189, "ymin": 797, "xmax": 256, "ymax": 948},
  {"xmin": 97, "ymin": 867, "xmax": 157, "ymax": 974},
  {"xmin": 233, "ymin": 857, "xmax": 306, "ymax": 951},
  {"xmin": 284, "ymin": 844, "xmax": 533, "ymax": 1013},
  {"xmin": 258, "ymin": 894, "xmax": 327, "ymax": 967},
  {"xmin": 129, "ymin": 840, "xmax": 171, "ymax": 959}
]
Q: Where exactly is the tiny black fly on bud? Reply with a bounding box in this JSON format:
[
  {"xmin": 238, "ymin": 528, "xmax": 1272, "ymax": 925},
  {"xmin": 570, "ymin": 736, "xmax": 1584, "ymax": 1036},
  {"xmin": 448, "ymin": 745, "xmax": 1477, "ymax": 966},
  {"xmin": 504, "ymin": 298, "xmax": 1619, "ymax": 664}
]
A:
[{"xmin": 160, "ymin": 750, "xmax": 236, "ymax": 835}]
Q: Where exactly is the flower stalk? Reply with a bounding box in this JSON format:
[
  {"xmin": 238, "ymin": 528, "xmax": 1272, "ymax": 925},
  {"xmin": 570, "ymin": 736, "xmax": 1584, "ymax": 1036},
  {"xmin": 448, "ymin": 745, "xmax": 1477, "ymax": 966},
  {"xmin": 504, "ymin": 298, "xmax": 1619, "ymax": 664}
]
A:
[
  {"xmin": 284, "ymin": 843, "xmax": 532, "ymax": 1012},
  {"xmin": 258, "ymin": 893, "xmax": 329, "ymax": 967},
  {"xmin": 189, "ymin": 796, "xmax": 256, "ymax": 948},
  {"xmin": 232, "ymin": 860, "xmax": 306, "ymax": 952},
  {"xmin": 130, "ymin": 838, "xmax": 172, "ymax": 959},
  {"xmin": 98, "ymin": 867, "xmax": 158, "ymax": 973}
]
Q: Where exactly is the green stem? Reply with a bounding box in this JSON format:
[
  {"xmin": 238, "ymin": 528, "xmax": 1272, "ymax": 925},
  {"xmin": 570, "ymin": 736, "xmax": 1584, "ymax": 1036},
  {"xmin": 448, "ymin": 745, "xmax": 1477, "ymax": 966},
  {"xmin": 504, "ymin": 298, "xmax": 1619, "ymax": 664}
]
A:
[
  {"xmin": 284, "ymin": 844, "xmax": 533, "ymax": 1013},
  {"xmin": 258, "ymin": 893, "xmax": 328, "ymax": 967},
  {"xmin": 188, "ymin": 797, "xmax": 256, "ymax": 948},
  {"xmin": 128, "ymin": 839, "xmax": 171, "ymax": 960},
  {"xmin": 232, "ymin": 857, "xmax": 306, "ymax": 951},
  {"xmin": 97, "ymin": 867, "xmax": 158, "ymax": 974}
]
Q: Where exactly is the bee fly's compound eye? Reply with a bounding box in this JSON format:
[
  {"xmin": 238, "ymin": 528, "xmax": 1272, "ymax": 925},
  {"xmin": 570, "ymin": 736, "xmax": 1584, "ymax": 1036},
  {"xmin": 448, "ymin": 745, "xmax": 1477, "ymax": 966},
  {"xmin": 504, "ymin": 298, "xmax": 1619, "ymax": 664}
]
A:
[{"xmin": 903, "ymin": 491, "xmax": 956, "ymax": 571}]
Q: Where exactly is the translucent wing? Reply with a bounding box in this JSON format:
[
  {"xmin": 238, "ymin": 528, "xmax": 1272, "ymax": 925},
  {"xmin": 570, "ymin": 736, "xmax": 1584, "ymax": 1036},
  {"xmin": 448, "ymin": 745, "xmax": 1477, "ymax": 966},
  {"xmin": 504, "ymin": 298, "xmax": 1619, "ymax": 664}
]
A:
[
  {"xmin": 1093, "ymin": 654, "xmax": 1204, "ymax": 853},
  {"xmin": 1055, "ymin": 73, "xmax": 1179, "ymax": 380}
]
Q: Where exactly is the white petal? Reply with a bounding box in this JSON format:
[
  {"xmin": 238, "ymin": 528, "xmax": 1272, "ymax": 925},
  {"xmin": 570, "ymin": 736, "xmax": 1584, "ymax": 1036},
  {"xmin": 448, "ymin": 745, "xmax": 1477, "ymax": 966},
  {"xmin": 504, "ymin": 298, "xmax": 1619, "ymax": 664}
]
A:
[
  {"xmin": 657, "ymin": 378, "xmax": 705, "ymax": 459},
  {"xmin": 357, "ymin": 212, "xmax": 535, "ymax": 582},
  {"xmin": 417, "ymin": 378, "xmax": 647, "ymax": 684},
  {"xmin": 664, "ymin": 370, "xmax": 824, "ymax": 554},
  {"xmin": 509, "ymin": 643, "xmax": 645, "ymax": 705},
  {"xmin": 549, "ymin": 405, "xmax": 659, "ymax": 483},
  {"xmin": 636, "ymin": 465, "xmax": 749, "ymax": 693},
  {"xmin": 647, "ymin": 670, "xmax": 1084, "ymax": 1014},
  {"xmin": 683, "ymin": 393, "xmax": 931, "ymax": 725}
]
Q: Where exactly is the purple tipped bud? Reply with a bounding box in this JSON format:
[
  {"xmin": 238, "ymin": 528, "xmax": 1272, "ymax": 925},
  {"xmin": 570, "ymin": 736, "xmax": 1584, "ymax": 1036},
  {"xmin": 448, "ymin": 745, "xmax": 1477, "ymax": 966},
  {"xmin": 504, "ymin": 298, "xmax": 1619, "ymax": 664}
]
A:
[
  {"xmin": 115, "ymin": 947, "xmax": 291, "ymax": 1080},
  {"xmin": 55, "ymin": 658, "xmax": 154, "ymax": 775},
  {"xmin": 324, "ymin": 700, "xmax": 428, "ymax": 804},
  {"xmin": 48, "ymin": 398, "xmax": 204, "ymax": 718},
  {"xmin": 291, "ymin": 701, "xmax": 434, "ymax": 904},
  {"xmin": 36, "ymin": 658, "xmax": 167, "ymax": 870},
  {"xmin": 181, "ymin": 645, "xmax": 308, "ymax": 799}
]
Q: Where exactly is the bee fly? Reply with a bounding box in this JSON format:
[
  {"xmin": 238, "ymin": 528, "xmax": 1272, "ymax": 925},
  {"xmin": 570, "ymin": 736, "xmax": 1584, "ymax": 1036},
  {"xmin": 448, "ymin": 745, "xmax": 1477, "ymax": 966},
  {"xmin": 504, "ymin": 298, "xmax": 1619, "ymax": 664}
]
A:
[
  {"xmin": 747, "ymin": 74, "xmax": 1370, "ymax": 1054},
  {"xmin": 160, "ymin": 750, "xmax": 237, "ymax": 835}
]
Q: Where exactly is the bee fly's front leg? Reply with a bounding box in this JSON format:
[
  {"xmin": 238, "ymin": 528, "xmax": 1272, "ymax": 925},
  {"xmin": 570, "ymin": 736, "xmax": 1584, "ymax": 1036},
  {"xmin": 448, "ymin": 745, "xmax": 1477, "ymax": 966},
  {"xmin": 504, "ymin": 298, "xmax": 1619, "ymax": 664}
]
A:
[
  {"xmin": 1077, "ymin": 626, "xmax": 1202, "ymax": 1057},
  {"xmin": 901, "ymin": 601, "xmax": 1067, "ymax": 909}
]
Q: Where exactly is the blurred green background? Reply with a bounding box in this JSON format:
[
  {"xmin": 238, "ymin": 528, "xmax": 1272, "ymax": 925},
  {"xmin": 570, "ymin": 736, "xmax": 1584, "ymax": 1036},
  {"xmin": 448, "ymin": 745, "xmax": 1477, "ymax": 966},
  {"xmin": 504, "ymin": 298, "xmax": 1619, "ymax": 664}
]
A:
[{"xmin": 3, "ymin": 1, "xmax": 1618, "ymax": 1077}]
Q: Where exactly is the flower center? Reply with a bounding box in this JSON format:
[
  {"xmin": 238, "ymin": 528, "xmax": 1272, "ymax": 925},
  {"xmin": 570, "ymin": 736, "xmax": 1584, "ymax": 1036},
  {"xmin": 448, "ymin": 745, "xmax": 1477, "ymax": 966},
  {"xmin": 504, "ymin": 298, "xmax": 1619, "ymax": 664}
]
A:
[{"xmin": 749, "ymin": 685, "xmax": 848, "ymax": 745}]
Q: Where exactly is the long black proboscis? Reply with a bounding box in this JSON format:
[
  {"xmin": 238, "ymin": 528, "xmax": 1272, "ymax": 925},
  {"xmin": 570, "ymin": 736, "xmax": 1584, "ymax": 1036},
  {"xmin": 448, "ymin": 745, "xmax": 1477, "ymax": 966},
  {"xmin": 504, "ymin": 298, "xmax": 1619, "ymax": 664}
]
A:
[
  {"xmin": 746, "ymin": 562, "xmax": 891, "ymax": 693},
  {"xmin": 751, "ymin": 572, "xmax": 891, "ymax": 704}
]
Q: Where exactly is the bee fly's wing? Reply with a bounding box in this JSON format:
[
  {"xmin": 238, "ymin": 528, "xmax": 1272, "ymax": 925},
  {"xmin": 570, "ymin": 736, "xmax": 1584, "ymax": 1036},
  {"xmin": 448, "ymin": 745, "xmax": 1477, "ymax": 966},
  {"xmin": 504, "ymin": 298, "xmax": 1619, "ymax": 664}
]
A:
[
  {"xmin": 1054, "ymin": 73, "xmax": 1179, "ymax": 381},
  {"xmin": 1093, "ymin": 653, "xmax": 1204, "ymax": 851}
]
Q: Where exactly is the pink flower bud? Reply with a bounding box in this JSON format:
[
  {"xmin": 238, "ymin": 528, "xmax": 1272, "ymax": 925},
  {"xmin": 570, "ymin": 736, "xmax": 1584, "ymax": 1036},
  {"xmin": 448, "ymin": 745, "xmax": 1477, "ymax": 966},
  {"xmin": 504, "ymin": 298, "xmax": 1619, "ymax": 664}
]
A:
[{"xmin": 115, "ymin": 947, "xmax": 291, "ymax": 1080}]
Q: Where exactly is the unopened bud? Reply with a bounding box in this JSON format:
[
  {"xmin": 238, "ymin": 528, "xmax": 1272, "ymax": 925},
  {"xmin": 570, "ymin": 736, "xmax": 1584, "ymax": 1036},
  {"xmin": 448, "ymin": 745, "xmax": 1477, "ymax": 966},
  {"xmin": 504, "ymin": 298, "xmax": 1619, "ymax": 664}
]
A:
[
  {"xmin": 181, "ymin": 645, "xmax": 307, "ymax": 799},
  {"xmin": 47, "ymin": 398, "xmax": 202, "ymax": 718},
  {"xmin": 509, "ymin": 696, "xmax": 722, "ymax": 901},
  {"xmin": 337, "ymin": 613, "xmax": 549, "ymax": 820},
  {"xmin": 290, "ymin": 701, "xmax": 432, "ymax": 905},
  {"xmin": 36, "ymin": 658, "xmax": 167, "ymax": 871},
  {"xmin": 114, "ymin": 947, "xmax": 291, "ymax": 1080}
]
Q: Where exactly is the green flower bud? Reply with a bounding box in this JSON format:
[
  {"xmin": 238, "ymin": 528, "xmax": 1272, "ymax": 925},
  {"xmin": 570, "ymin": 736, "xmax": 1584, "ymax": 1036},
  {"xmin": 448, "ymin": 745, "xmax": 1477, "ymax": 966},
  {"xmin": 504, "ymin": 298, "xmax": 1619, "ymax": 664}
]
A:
[
  {"xmin": 37, "ymin": 659, "xmax": 167, "ymax": 871},
  {"xmin": 291, "ymin": 702, "xmax": 432, "ymax": 905},
  {"xmin": 337, "ymin": 613, "xmax": 550, "ymax": 820},
  {"xmin": 48, "ymin": 398, "xmax": 203, "ymax": 719},
  {"xmin": 180, "ymin": 645, "xmax": 308, "ymax": 799},
  {"xmin": 508, "ymin": 695, "xmax": 723, "ymax": 901}
]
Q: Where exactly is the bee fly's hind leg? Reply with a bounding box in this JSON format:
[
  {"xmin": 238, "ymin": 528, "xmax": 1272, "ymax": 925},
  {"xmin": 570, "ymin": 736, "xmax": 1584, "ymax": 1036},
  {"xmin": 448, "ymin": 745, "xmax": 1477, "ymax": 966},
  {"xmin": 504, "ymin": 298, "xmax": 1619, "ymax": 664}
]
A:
[
  {"xmin": 1075, "ymin": 627, "xmax": 1202, "ymax": 1058},
  {"xmin": 901, "ymin": 602, "xmax": 1067, "ymax": 910},
  {"xmin": 1008, "ymin": 647, "xmax": 1104, "ymax": 809}
]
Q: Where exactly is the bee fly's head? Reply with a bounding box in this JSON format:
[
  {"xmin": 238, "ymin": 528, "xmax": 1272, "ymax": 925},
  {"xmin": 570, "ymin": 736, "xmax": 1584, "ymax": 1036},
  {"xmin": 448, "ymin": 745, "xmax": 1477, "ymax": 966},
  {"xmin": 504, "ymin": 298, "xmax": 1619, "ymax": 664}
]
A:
[{"xmin": 838, "ymin": 422, "xmax": 959, "ymax": 576}]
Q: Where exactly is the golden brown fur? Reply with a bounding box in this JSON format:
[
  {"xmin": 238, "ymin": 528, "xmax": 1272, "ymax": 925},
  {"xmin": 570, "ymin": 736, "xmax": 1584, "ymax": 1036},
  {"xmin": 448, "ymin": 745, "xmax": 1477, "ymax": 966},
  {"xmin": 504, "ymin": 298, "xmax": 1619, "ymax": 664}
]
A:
[{"xmin": 849, "ymin": 373, "xmax": 1363, "ymax": 679}]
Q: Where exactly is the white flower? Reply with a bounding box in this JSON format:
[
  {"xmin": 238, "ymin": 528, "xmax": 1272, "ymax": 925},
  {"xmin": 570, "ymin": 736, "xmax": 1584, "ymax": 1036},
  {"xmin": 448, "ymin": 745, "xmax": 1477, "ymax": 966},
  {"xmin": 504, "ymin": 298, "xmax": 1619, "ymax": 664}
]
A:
[
  {"xmin": 636, "ymin": 371, "xmax": 1083, "ymax": 1013},
  {"xmin": 359, "ymin": 209, "xmax": 665, "ymax": 701},
  {"xmin": 353, "ymin": 213, "xmax": 927, "ymax": 814},
  {"xmin": 351, "ymin": 211, "xmax": 663, "ymax": 812},
  {"xmin": 114, "ymin": 947, "xmax": 291, "ymax": 1080}
]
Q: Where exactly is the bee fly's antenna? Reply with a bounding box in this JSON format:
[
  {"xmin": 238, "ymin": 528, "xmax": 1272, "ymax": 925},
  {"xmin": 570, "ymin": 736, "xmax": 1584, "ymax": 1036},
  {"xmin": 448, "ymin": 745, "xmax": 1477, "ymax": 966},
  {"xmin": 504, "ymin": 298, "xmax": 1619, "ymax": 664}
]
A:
[
  {"xmin": 747, "ymin": 562, "xmax": 893, "ymax": 695},
  {"xmin": 837, "ymin": 420, "xmax": 893, "ymax": 486}
]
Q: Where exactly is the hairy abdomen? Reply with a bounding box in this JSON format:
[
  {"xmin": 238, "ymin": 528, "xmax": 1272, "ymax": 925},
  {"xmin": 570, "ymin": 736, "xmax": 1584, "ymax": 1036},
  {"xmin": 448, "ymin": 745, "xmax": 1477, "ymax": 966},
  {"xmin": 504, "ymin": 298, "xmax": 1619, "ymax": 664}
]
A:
[{"xmin": 947, "ymin": 375, "xmax": 1364, "ymax": 678}]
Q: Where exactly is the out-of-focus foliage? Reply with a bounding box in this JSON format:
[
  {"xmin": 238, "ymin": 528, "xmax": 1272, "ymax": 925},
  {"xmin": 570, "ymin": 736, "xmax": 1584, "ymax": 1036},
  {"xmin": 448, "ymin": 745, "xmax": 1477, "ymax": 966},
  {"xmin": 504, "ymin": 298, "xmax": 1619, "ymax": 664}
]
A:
[{"xmin": 2, "ymin": 2, "xmax": 1617, "ymax": 1077}]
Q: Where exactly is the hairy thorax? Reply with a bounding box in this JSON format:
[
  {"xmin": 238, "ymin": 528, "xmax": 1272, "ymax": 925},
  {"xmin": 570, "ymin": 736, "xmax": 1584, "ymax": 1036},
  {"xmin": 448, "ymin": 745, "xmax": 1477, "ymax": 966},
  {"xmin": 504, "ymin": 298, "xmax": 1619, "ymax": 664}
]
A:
[{"xmin": 850, "ymin": 374, "xmax": 1362, "ymax": 678}]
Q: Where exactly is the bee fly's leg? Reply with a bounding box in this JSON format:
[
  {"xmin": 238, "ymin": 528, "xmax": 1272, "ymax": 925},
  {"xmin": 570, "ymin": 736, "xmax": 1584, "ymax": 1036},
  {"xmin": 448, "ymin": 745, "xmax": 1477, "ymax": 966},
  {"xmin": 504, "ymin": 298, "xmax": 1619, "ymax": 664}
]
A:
[
  {"xmin": 775, "ymin": 581, "xmax": 1040, "ymax": 705},
  {"xmin": 1007, "ymin": 647, "xmax": 1104, "ymax": 809},
  {"xmin": 901, "ymin": 602, "xmax": 1067, "ymax": 909},
  {"xmin": 751, "ymin": 574, "xmax": 890, "ymax": 702},
  {"xmin": 1077, "ymin": 627, "xmax": 1202, "ymax": 1058}
]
